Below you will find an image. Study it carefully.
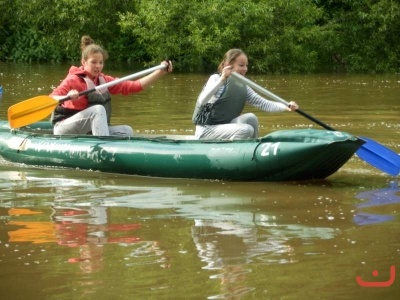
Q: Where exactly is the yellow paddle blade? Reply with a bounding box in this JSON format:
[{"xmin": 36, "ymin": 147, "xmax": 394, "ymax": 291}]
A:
[{"xmin": 8, "ymin": 95, "xmax": 59, "ymax": 128}]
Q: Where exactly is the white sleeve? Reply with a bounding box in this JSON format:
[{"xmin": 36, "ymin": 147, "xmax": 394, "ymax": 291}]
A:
[
  {"xmin": 196, "ymin": 74, "xmax": 225, "ymax": 106},
  {"xmin": 246, "ymin": 86, "xmax": 288, "ymax": 112}
]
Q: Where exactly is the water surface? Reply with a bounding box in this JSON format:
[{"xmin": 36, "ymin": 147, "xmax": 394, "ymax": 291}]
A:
[{"xmin": 0, "ymin": 62, "xmax": 399, "ymax": 299}]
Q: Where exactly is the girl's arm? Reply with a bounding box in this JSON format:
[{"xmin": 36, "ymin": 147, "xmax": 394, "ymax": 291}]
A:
[
  {"xmin": 246, "ymin": 87, "xmax": 289, "ymax": 112},
  {"xmin": 138, "ymin": 61, "xmax": 172, "ymax": 89},
  {"xmin": 197, "ymin": 66, "xmax": 234, "ymax": 106},
  {"xmin": 196, "ymin": 74, "xmax": 225, "ymax": 106},
  {"xmin": 107, "ymin": 61, "xmax": 172, "ymax": 95}
]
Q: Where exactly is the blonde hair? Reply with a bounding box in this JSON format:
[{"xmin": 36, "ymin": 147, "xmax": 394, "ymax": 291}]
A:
[
  {"xmin": 80, "ymin": 35, "xmax": 109, "ymax": 61},
  {"xmin": 217, "ymin": 49, "xmax": 246, "ymax": 73}
]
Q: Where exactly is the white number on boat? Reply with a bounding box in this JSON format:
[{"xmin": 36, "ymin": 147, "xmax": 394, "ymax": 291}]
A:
[{"xmin": 260, "ymin": 142, "xmax": 281, "ymax": 156}]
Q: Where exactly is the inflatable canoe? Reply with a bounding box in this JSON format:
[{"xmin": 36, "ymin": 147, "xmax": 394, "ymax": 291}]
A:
[{"xmin": 0, "ymin": 121, "xmax": 364, "ymax": 181}]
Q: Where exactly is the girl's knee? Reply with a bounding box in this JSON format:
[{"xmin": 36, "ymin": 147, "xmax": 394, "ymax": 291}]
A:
[
  {"xmin": 123, "ymin": 126, "xmax": 134, "ymax": 137},
  {"xmin": 234, "ymin": 124, "xmax": 254, "ymax": 139},
  {"xmin": 243, "ymin": 124, "xmax": 254, "ymax": 137},
  {"xmin": 245, "ymin": 113, "xmax": 258, "ymax": 124},
  {"xmin": 92, "ymin": 105, "xmax": 107, "ymax": 115},
  {"xmin": 109, "ymin": 125, "xmax": 134, "ymax": 137}
]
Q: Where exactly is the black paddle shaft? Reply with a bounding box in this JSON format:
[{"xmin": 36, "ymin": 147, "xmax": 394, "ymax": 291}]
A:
[
  {"xmin": 59, "ymin": 88, "xmax": 96, "ymax": 104},
  {"xmin": 231, "ymin": 72, "xmax": 336, "ymax": 131},
  {"xmin": 295, "ymin": 109, "xmax": 335, "ymax": 131}
]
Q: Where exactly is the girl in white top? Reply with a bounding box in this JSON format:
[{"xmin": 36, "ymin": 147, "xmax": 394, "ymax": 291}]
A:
[{"xmin": 192, "ymin": 49, "xmax": 298, "ymax": 140}]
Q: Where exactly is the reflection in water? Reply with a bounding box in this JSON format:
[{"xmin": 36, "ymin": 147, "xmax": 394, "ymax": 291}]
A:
[
  {"xmin": 192, "ymin": 219, "xmax": 284, "ymax": 299},
  {"xmin": 1, "ymin": 64, "xmax": 399, "ymax": 299},
  {"xmin": 53, "ymin": 206, "xmax": 141, "ymax": 274},
  {"xmin": 190, "ymin": 213, "xmax": 337, "ymax": 299},
  {"xmin": 53, "ymin": 206, "xmax": 140, "ymax": 246},
  {"xmin": 7, "ymin": 205, "xmax": 142, "ymax": 274},
  {"xmin": 192, "ymin": 220, "xmax": 257, "ymax": 299},
  {"xmin": 0, "ymin": 168, "xmax": 396, "ymax": 299},
  {"xmin": 8, "ymin": 208, "xmax": 56, "ymax": 243},
  {"xmin": 354, "ymin": 180, "xmax": 400, "ymax": 226}
]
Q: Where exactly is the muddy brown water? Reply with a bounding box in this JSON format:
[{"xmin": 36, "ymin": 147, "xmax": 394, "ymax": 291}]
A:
[{"xmin": 0, "ymin": 62, "xmax": 399, "ymax": 299}]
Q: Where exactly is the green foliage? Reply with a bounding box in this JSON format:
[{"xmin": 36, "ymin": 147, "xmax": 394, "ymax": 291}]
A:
[
  {"xmin": 315, "ymin": 0, "xmax": 400, "ymax": 72},
  {"xmin": 1, "ymin": 0, "xmax": 399, "ymax": 73},
  {"xmin": 2, "ymin": 0, "xmax": 137, "ymax": 63},
  {"xmin": 119, "ymin": 0, "xmax": 326, "ymax": 73}
]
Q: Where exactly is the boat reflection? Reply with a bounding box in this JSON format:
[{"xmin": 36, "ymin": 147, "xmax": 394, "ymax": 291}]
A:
[
  {"xmin": 0, "ymin": 168, "xmax": 368, "ymax": 298},
  {"xmin": 354, "ymin": 180, "xmax": 400, "ymax": 226}
]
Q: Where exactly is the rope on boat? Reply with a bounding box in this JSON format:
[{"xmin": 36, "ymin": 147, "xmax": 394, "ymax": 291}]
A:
[
  {"xmin": 17, "ymin": 135, "xmax": 32, "ymax": 153},
  {"xmin": 251, "ymin": 140, "xmax": 263, "ymax": 161}
]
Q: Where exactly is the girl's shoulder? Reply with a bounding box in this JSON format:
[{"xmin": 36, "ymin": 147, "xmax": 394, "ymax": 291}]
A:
[
  {"xmin": 209, "ymin": 73, "xmax": 221, "ymax": 79},
  {"xmin": 205, "ymin": 73, "xmax": 221, "ymax": 84}
]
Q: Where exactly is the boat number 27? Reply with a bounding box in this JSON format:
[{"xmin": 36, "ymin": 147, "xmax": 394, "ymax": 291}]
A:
[{"xmin": 260, "ymin": 142, "xmax": 281, "ymax": 156}]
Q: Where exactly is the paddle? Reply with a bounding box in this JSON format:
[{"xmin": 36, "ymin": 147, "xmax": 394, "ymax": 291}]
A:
[
  {"xmin": 231, "ymin": 72, "xmax": 400, "ymax": 176},
  {"xmin": 7, "ymin": 64, "xmax": 167, "ymax": 129}
]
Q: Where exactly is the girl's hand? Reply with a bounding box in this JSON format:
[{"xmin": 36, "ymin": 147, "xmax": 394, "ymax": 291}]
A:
[
  {"xmin": 162, "ymin": 60, "xmax": 173, "ymax": 73},
  {"xmin": 221, "ymin": 65, "xmax": 233, "ymax": 80},
  {"xmin": 67, "ymin": 89, "xmax": 79, "ymax": 99},
  {"xmin": 288, "ymin": 101, "xmax": 299, "ymax": 111}
]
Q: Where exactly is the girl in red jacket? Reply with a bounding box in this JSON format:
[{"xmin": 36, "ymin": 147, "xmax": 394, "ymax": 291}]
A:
[{"xmin": 50, "ymin": 36, "xmax": 172, "ymax": 136}]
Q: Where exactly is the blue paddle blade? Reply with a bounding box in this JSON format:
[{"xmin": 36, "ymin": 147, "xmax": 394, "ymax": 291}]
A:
[{"xmin": 356, "ymin": 137, "xmax": 400, "ymax": 176}]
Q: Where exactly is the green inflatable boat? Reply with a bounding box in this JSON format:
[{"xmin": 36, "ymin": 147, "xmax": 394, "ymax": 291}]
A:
[{"xmin": 0, "ymin": 120, "xmax": 364, "ymax": 181}]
